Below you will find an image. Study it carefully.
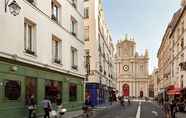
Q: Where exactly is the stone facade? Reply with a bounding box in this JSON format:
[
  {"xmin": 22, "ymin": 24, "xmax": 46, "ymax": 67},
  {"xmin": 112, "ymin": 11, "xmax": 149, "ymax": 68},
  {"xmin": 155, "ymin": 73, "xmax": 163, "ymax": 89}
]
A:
[
  {"xmin": 115, "ymin": 37, "xmax": 149, "ymax": 97},
  {"xmin": 151, "ymin": 68, "xmax": 159, "ymax": 97}
]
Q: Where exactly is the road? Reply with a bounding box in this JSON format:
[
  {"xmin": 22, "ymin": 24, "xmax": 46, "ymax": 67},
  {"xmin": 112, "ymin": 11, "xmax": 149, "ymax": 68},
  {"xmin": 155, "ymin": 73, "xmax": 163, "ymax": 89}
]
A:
[{"xmin": 92, "ymin": 101, "xmax": 164, "ymax": 118}]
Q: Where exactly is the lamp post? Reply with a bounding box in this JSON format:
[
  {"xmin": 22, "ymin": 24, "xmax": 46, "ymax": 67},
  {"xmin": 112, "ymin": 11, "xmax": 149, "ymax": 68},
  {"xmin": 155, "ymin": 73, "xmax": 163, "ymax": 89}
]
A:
[
  {"xmin": 4, "ymin": 0, "xmax": 21, "ymax": 16},
  {"xmin": 85, "ymin": 52, "xmax": 91, "ymax": 81}
]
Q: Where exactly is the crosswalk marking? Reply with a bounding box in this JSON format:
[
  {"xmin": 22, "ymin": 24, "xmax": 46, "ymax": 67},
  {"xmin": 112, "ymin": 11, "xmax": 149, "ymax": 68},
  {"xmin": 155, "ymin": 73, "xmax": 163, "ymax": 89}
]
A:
[{"xmin": 136, "ymin": 102, "xmax": 141, "ymax": 118}]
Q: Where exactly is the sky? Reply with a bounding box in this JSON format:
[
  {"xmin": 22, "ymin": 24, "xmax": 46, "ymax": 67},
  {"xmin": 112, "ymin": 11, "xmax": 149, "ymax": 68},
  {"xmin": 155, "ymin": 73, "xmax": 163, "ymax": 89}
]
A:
[{"xmin": 103, "ymin": 0, "xmax": 180, "ymax": 73}]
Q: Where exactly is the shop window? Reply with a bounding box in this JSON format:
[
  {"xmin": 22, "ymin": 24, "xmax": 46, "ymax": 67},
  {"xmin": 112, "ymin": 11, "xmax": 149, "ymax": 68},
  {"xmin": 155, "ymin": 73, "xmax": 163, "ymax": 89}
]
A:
[
  {"xmin": 45, "ymin": 80, "xmax": 62, "ymax": 105},
  {"xmin": 69, "ymin": 83, "xmax": 77, "ymax": 101},
  {"xmin": 25, "ymin": 77, "xmax": 37, "ymax": 105},
  {"xmin": 5, "ymin": 80, "xmax": 21, "ymax": 100}
]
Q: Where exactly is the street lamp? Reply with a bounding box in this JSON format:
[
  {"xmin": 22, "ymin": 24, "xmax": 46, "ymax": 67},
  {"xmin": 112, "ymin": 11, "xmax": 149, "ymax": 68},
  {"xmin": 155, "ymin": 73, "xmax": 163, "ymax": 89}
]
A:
[
  {"xmin": 5, "ymin": 0, "xmax": 21, "ymax": 16},
  {"xmin": 85, "ymin": 52, "xmax": 91, "ymax": 81}
]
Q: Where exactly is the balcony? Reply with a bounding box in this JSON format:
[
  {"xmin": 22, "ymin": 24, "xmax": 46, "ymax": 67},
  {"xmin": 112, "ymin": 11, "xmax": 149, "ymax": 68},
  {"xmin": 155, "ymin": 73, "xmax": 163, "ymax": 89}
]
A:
[
  {"xmin": 71, "ymin": 32, "xmax": 77, "ymax": 37},
  {"xmin": 51, "ymin": 14, "xmax": 58, "ymax": 22},
  {"xmin": 25, "ymin": 49, "xmax": 35, "ymax": 56},
  {"xmin": 27, "ymin": 0, "xmax": 35, "ymax": 4},
  {"xmin": 54, "ymin": 58, "xmax": 61, "ymax": 64},
  {"xmin": 72, "ymin": 65, "xmax": 78, "ymax": 70},
  {"xmin": 99, "ymin": 65, "xmax": 102, "ymax": 72},
  {"xmin": 104, "ymin": 70, "xmax": 106, "ymax": 75},
  {"xmin": 179, "ymin": 62, "xmax": 186, "ymax": 71}
]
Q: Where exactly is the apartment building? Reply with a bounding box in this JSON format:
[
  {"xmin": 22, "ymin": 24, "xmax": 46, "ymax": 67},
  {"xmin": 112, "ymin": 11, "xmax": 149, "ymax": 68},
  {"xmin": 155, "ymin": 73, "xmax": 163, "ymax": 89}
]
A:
[
  {"xmin": 157, "ymin": 1, "xmax": 186, "ymax": 96},
  {"xmin": 84, "ymin": 0, "xmax": 116, "ymax": 106},
  {"xmin": 0, "ymin": 0, "xmax": 85, "ymax": 117}
]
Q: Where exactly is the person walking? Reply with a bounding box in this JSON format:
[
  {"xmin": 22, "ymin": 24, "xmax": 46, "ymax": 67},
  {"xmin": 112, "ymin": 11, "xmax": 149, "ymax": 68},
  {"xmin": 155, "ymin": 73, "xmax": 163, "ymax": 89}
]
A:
[
  {"xmin": 109, "ymin": 95, "xmax": 113, "ymax": 105},
  {"xmin": 163, "ymin": 99, "xmax": 171, "ymax": 118},
  {"xmin": 127, "ymin": 97, "xmax": 131, "ymax": 105},
  {"xmin": 28, "ymin": 95, "xmax": 36, "ymax": 118},
  {"xmin": 42, "ymin": 96, "xmax": 52, "ymax": 118},
  {"xmin": 170, "ymin": 100, "xmax": 176, "ymax": 118}
]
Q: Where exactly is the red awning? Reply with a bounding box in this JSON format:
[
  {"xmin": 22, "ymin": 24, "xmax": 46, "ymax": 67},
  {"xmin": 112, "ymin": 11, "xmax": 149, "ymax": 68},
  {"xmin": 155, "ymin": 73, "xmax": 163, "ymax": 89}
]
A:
[
  {"xmin": 167, "ymin": 89, "xmax": 181, "ymax": 95},
  {"xmin": 166, "ymin": 85, "xmax": 181, "ymax": 96}
]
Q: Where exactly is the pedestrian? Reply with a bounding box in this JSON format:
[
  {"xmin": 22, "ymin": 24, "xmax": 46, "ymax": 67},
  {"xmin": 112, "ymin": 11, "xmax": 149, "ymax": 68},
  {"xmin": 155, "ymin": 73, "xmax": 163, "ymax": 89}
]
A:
[
  {"xmin": 170, "ymin": 100, "xmax": 176, "ymax": 118},
  {"xmin": 127, "ymin": 97, "xmax": 131, "ymax": 105},
  {"xmin": 163, "ymin": 99, "xmax": 171, "ymax": 118},
  {"xmin": 119, "ymin": 96, "xmax": 125, "ymax": 107},
  {"xmin": 42, "ymin": 96, "xmax": 52, "ymax": 118},
  {"xmin": 28, "ymin": 95, "xmax": 36, "ymax": 118},
  {"xmin": 109, "ymin": 95, "xmax": 113, "ymax": 105}
]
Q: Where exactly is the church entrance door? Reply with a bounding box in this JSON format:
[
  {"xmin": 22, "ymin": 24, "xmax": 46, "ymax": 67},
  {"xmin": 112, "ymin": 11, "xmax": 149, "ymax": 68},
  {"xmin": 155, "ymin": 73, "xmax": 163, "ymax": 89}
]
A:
[{"xmin": 122, "ymin": 84, "xmax": 129, "ymax": 97}]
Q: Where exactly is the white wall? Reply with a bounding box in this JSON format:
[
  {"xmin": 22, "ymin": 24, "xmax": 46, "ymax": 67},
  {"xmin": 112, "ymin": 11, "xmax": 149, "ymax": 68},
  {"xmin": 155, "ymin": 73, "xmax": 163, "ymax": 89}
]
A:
[{"xmin": 0, "ymin": 0, "xmax": 85, "ymax": 77}]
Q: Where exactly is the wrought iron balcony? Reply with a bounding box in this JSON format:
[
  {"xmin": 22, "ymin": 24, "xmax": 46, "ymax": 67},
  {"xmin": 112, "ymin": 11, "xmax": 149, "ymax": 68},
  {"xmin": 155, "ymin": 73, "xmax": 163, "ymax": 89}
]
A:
[{"xmin": 179, "ymin": 62, "xmax": 186, "ymax": 71}]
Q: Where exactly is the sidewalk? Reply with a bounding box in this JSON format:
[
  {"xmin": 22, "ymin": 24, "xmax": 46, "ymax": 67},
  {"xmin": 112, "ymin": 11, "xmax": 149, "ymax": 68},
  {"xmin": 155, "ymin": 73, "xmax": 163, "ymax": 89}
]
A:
[{"xmin": 176, "ymin": 112, "xmax": 186, "ymax": 118}]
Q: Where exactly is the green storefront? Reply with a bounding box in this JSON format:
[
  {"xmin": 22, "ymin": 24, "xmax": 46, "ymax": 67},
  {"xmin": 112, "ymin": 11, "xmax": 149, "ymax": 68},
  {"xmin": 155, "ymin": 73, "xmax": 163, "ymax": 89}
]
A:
[{"xmin": 0, "ymin": 57, "xmax": 84, "ymax": 118}]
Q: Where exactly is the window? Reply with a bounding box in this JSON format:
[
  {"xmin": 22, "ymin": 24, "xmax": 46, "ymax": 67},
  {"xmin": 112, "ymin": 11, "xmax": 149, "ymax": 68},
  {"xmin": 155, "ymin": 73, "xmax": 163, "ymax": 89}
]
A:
[
  {"xmin": 84, "ymin": 7, "xmax": 89, "ymax": 18},
  {"xmin": 51, "ymin": 0, "xmax": 61, "ymax": 23},
  {"xmin": 5, "ymin": 80, "xmax": 21, "ymax": 100},
  {"xmin": 45, "ymin": 80, "xmax": 62, "ymax": 105},
  {"xmin": 24, "ymin": 19, "xmax": 36, "ymax": 55},
  {"xmin": 72, "ymin": 0, "xmax": 77, "ymax": 8},
  {"xmin": 52, "ymin": 36, "xmax": 62, "ymax": 64},
  {"xmin": 71, "ymin": 17, "xmax": 78, "ymax": 37},
  {"xmin": 181, "ymin": 53, "xmax": 184, "ymax": 62},
  {"xmin": 25, "ymin": 77, "xmax": 37, "ymax": 104},
  {"xmin": 69, "ymin": 83, "xmax": 77, "ymax": 101},
  {"xmin": 181, "ymin": 38, "xmax": 184, "ymax": 50},
  {"xmin": 181, "ymin": 21, "xmax": 184, "ymax": 34},
  {"xmin": 140, "ymin": 65, "xmax": 144, "ymax": 72},
  {"xmin": 71, "ymin": 47, "xmax": 78, "ymax": 70},
  {"xmin": 177, "ymin": 28, "xmax": 180, "ymax": 38},
  {"xmin": 84, "ymin": 26, "xmax": 89, "ymax": 41},
  {"xmin": 177, "ymin": 43, "xmax": 179, "ymax": 53},
  {"xmin": 85, "ymin": 49, "xmax": 90, "ymax": 74}
]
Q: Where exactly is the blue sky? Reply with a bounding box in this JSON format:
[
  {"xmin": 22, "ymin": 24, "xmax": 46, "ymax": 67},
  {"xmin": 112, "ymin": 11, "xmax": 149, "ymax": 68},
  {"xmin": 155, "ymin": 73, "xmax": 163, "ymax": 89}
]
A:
[{"xmin": 103, "ymin": 0, "xmax": 180, "ymax": 73}]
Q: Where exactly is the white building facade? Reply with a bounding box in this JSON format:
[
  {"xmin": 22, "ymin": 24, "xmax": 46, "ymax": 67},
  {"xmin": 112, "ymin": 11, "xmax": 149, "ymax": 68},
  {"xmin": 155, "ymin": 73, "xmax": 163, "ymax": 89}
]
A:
[
  {"xmin": 158, "ymin": 2, "xmax": 186, "ymax": 95},
  {"xmin": 0, "ymin": 0, "xmax": 85, "ymax": 117},
  {"xmin": 84, "ymin": 0, "xmax": 116, "ymax": 106}
]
